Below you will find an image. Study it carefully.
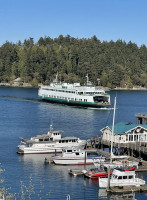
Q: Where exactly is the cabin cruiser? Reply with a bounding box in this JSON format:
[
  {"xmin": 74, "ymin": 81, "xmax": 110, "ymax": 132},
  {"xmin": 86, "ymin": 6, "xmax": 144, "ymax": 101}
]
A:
[
  {"xmin": 52, "ymin": 148, "xmax": 105, "ymax": 165},
  {"xmin": 99, "ymin": 168, "xmax": 145, "ymax": 188},
  {"xmin": 17, "ymin": 125, "xmax": 87, "ymax": 154}
]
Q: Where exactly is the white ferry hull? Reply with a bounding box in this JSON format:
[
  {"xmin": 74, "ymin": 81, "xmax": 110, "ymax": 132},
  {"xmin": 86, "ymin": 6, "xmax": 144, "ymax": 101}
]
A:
[{"xmin": 39, "ymin": 95, "xmax": 109, "ymax": 108}]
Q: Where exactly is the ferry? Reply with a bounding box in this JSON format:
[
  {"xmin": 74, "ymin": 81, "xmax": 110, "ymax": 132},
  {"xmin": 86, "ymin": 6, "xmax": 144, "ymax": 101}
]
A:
[{"xmin": 38, "ymin": 74, "xmax": 111, "ymax": 108}]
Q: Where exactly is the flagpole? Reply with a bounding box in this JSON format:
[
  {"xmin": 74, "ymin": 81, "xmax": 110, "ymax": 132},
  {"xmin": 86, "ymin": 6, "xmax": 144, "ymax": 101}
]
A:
[{"xmin": 110, "ymin": 96, "xmax": 116, "ymax": 163}]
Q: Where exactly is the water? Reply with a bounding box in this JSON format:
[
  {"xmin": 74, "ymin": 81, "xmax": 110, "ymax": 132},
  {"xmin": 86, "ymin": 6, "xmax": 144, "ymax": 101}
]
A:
[{"xmin": 0, "ymin": 87, "xmax": 147, "ymax": 199}]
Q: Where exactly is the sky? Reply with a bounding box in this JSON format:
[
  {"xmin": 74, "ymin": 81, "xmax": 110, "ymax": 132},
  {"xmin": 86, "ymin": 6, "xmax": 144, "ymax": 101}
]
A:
[{"xmin": 0, "ymin": 0, "xmax": 147, "ymax": 47}]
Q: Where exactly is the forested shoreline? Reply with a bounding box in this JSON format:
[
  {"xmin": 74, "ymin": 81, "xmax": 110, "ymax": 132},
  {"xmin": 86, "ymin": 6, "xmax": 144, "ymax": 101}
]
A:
[{"xmin": 0, "ymin": 35, "xmax": 147, "ymax": 89}]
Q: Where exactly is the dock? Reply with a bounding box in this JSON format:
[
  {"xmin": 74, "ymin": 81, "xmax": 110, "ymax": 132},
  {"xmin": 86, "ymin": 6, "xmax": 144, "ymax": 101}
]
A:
[
  {"xmin": 107, "ymin": 184, "xmax": 147, "ymax": 194},
  {"xmin": 68, "ymin": 169, "xmax": 84, "ymax": 176}
]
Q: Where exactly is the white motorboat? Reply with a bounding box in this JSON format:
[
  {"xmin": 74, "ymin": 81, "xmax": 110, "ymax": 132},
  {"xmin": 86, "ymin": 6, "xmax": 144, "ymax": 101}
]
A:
[
  {"xmin": 93, "ymin": 157, "xmax": 138, "ymax": 169},
  {"xmin": 17, "ymin": 125, "xmax": 87, "ymax": 154},
  {"xmin": 99, "ymin": 168, "xmax": 145, "ymax": 188},
  {"xmin": 52, "ymin": 148, "xmax": 105, "ymax": 165}
]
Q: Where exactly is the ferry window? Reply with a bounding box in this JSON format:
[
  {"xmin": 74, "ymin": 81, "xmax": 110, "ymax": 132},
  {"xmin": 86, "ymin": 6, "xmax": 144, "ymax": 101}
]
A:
[
  {"xmin": 75, "ymin": 153, "xmax": 79, "ymax": 156},
  {"xmin": 62, "ymin": 140, "xmax": 65, "ymax": 143},
  {"xmin": 129, "ymin": 176, "xmax": 133, "ymax": 179},
  {"xmin": 50, "ymin": 138, "xmax": 53, "ymax": 141},
  {"xmin": 39, "ymin": 139, "xmax": 43, "ymax": 141},
  {"xmin": 67, "ymin": 150, "xmax": 72, "ymax": 152},
  {"xmin": 59, "ymin": 141, "xmax": 61, "ymax": 143},
  {"xmin": 118, "ymin": 176, "xmax": 122, "ymax": 179},
  {"xmin": 126, "ymin": 135, "xmax": 128, "ymax": 141},
  {"xmin": 123, "ymin": 176, "xmax": 127, "ymax": 179},
  {"xmin": 66, "ymin": 140, "xmax": 68, "ymax": 143},
  {"xmin": 44, "ymin": 138, "xmax": 49, "ymax": 141}
]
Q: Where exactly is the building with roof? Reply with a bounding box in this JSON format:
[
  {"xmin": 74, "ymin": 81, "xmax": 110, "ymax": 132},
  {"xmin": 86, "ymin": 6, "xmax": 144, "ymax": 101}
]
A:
[{"xmin": 101, "ymin": 122, "xmax": 147, "ymax": 144}]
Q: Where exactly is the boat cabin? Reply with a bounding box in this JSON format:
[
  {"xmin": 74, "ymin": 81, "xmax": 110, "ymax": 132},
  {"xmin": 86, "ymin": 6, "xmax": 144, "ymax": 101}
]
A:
[{"xmin": 111, "ymin": 169, "xmax": 135, "ymax": 181}]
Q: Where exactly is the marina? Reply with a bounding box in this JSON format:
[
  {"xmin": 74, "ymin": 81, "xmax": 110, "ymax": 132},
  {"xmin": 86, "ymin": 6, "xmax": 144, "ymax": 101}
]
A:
[{"xmin": 0, "ymin": 87, "xmax": 147, "ymax": 199}]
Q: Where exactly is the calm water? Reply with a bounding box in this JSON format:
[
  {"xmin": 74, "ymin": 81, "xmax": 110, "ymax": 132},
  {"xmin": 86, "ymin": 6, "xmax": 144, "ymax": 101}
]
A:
[{"xmin": 0, "ymin": 87, "xmax": 147, "ymax": 200}]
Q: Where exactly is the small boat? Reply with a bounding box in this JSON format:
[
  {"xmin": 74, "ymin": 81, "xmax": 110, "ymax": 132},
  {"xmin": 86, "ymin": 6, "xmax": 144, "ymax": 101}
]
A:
[
  {"xmin": 83, "ymin": 165, "xmax": 136, "ymax": 180},
  {"xmin": 52, "ymin": 148, "xmax": 105, "ymax": 165},
  {"xmin": 17, "ymin": 125, "xmax": 87, "ymax": 154},
  {"xmin": 99, "ymin": 168, "xmax": 145, "ymax": 188},
  {"xmin": 93, "ymin": 158, "xmax": 139, "ymax": 169}
]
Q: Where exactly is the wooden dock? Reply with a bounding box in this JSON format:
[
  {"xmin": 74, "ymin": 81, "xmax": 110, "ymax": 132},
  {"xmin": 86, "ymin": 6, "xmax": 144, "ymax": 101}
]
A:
[
  {"xmin": 68, "ymin": 169, "xmax": 84, "ymax": 176},
  {"xmin": 107, "ymin": 184, "xmax": 147, "ymax": 194}
]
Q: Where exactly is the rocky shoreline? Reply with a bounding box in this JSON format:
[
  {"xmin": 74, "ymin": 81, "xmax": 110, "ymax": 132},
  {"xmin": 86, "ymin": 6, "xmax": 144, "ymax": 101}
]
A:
[{"xmin": 0, "ymin": 83, "xmax": 147, "ymax": 91}]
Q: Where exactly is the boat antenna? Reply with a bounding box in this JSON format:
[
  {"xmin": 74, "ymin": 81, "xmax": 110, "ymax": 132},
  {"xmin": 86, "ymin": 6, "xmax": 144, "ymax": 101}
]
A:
[{"xmin": 110, "ymin": 96, "xmax": 116, "ymax": 163}]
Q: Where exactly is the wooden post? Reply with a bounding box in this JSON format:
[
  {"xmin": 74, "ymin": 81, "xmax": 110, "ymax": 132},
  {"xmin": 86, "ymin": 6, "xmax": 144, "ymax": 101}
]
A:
[
  {"xmin": 107, "ymin": 166, "xmax": 111, "ymax": 192},
  {"xmin": 84, "ymin": 151, "xmax": 86, "ymax": 169}
]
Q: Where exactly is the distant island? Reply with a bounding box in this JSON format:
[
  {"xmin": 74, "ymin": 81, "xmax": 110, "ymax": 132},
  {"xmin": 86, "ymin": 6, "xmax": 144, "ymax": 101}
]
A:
[{"xmin": 0, "ymin": 35, "xmax": 147, "ymax": 89}]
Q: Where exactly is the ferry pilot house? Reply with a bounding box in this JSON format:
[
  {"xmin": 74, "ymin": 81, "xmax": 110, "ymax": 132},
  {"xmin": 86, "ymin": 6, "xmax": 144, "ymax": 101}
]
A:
[{"xmin": 101, "ymin": 122, "xmax": 147, "ymax": 144}]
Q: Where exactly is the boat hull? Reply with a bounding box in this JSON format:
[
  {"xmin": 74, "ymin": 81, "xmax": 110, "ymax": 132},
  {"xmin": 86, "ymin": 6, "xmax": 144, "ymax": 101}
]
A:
[
  {"xmin": 53, "ymin": 158, "xmax": 105, "ymax": 165},
  {"xmin": 39, "ymin": 96, "xmax": 110, "ymax": 108},
  {"xmin": 17, "ymin": 142, "xmax": 86, "ymax": 154},
  {"xmin": 99, "ymin": 178, "xmax": 145, "ymax": 188}
]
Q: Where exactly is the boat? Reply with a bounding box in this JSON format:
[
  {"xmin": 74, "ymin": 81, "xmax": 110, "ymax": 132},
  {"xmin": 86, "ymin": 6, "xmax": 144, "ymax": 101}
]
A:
[
  {"xmin": 38, "ymin": 73, "xmax": 111, "ymax": 108},
  {"xmin": 99, "ymin": 168, "xmax": 145, "ymax": 188},
  {"xmin": 93, "ymin": 158, "xmax": 138, "ymax": 169},
  {"xmin": 17, "ymin": 125, "xmax": 87, "ymax": 154},
  {"xmin": 83, "ymin": 165, "xmax": 136, "ymax": 180},
  {"xmin": 52, "ymin": 148, "xmax": 105, "ymax": 165}
]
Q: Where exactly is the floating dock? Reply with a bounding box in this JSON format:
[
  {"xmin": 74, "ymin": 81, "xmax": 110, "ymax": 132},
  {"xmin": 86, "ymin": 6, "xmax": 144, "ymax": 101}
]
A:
[
  {"xmin": 107, "ymin": 185, "xmax": 147, "ymax": 194},
  {"xmin": 68, "ymin": 169, "xmax": 84, "ymax": 176}
]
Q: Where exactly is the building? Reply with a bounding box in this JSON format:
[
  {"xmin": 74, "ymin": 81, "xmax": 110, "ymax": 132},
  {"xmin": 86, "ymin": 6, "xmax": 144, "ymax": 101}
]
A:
[
  {"xmin": 101, "ymin": 122, "xmax": 147, "ymax": 144},
  {"xmin": 136, "ymin": 113, "xmax": 147, "ymax": 125},
  {"xmin": 13, "ymin": 78, "xmax": 24, "ymax": 86}
]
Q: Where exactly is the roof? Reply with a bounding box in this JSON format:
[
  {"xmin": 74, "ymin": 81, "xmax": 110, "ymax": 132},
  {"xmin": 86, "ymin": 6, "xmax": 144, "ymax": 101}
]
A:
[
  {"xmin": 13, "ymin": 77, "xmax": 23, "ymax": 82},
  {"xmin": 105, "ymin": 122, "xmax": 147, "ymax": 135}
]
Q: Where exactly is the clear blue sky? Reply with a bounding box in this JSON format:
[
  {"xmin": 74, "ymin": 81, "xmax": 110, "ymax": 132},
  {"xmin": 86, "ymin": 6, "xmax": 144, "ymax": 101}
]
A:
[{"xmin": 0, "ymin": 0, "xmax": 147, "ymax": 47}]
